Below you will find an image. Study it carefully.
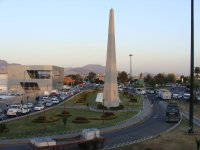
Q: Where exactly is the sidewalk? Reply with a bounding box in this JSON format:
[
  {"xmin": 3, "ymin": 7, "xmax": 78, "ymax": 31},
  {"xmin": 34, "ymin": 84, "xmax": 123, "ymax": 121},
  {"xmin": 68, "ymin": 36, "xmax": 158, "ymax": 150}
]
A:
[
  {"xmin": 182, "ymin": 112, "xmax": 200, "ymax": 127},
  {"xmin": 0, "ymin": 95, "xmax": 153, "ymax": 146}
]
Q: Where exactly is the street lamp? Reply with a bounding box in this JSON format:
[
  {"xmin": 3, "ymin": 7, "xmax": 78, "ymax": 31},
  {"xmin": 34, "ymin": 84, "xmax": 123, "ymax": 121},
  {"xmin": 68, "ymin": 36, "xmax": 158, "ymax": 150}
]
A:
[
  {"xmin": 27, "ymin": 96, "xmax": 29, "ymax": 119},
  {"xmin": 129, "ymin": 54, "xmax": 133, "ymax": 80},
  {"xmin": 188, "ymin": 0, "xmax": 194, "ymax": 133}
]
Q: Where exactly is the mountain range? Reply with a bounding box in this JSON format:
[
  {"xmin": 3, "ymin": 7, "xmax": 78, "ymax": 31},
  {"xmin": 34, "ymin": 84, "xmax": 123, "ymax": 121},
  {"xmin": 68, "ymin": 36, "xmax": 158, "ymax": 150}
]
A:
[
  {"xmin": 64, "ymin": 64, "xmax": 105, "ymax": 76},
  {"xmin": 0, "ymin": 59, "xmax": 8, "ymax": 73},
  {"xmin": 0, "ymin": 59, "xmax": 157, "ymax": 77},
  {"xmin": 0, "ymin": 59, "xmax": 105, "ymax": 76}
]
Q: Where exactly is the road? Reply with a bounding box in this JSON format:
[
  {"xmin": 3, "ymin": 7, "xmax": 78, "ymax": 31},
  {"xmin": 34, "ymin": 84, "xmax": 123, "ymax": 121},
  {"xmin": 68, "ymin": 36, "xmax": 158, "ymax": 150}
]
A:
[{"xmin": 0, "ymin": 94, "xmax": 177, "ymax": 150}]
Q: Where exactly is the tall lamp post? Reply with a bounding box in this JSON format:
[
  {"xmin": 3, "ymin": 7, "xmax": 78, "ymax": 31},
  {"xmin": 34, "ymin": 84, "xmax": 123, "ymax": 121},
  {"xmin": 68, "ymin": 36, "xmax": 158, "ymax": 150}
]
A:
[
  {"xmin": 188, "ymin": 0, "xmax": 194, "ymax": 133},
  {"xmin": 129, "ymin": 54, "xmax": 133, "ymax": 80}
]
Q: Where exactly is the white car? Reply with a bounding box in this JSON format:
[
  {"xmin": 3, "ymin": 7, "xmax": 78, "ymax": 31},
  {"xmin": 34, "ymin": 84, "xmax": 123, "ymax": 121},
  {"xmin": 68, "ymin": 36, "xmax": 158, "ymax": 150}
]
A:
[
  {"xmin": 45, "ymin": 100, "xmax": 53, "ymax": 107},
  {"xmin": 52, "ymin": 99, "xmax": 59, "ymax": 104},
  {"xmin": 23, "ymin": 102, "xmax": 33, "ymax": 108},
  {"xmin": 183, "ymin": 93, "xmax": 190, "ymax": 100},
  {"xmin": 7, "ymin": 104, "xmax": 30, "ymax": 116},
  {"xmin": 34, "ymin": 104, "xmax": 45, "ymax": 111}
]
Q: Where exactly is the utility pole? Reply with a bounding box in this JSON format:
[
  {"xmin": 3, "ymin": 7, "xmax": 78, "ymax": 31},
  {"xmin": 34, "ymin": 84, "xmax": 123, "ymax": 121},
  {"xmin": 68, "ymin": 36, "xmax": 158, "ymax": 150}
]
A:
[{"xmin": 188, "ymin": 0, "xmax": 194, "ymax": 134}]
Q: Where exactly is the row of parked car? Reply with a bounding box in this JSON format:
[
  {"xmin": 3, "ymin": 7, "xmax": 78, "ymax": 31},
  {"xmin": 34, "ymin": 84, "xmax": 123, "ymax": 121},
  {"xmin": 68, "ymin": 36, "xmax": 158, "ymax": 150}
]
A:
[{"xmin": 0, "ymin": 87, "xmax": 82, "ymax": 120}]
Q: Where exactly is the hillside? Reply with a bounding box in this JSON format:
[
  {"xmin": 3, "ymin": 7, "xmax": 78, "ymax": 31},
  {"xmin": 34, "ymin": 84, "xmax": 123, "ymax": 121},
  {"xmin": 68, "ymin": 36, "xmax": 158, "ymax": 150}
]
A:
[{"xmin": 64, "ymin": 64, "xmax": 105, "ymax": 76}]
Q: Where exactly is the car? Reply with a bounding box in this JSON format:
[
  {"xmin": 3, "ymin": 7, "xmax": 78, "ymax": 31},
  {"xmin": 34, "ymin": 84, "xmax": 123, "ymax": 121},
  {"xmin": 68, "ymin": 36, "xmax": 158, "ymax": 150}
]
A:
[
  {"xmin": 0, "ymin": 113, "xmax": 6, "ymax": 120},
  {"xmin": 196, "ymin": 96, "xmax": 200, "ymax": 101},
  {"xmin": 183, "ymin": 93, "xmax": 190, "ymax": 100},
  {"xmin": 37, "ymin": 100, "xmax": 45, "ymax": 104},
  {"xmin": 45, "ymin": 100, "xmax": 53, "ymax": 107},
  {"xmin": 23, "ymin": 102, "xmax": 33, "ymax": 108},
  {"xmin": 52, "ymin": 99, "xmax": 59, "ymax": 104},
  {"xmin": 172, "ymin": 93, "xmax": 179, "ymax": 99},
  {"xmin": 34, "ymin": 104, "xmax": 45, "ymax": 111}
]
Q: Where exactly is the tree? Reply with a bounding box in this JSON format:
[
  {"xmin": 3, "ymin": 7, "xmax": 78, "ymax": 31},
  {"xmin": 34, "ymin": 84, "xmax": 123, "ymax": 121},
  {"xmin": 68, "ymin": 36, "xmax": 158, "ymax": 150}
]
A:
[
  {"xmin": 139, "ymin": 72, "xmax": 143, "ymax": 79},
  {"xmin": 144, "ymin": 74, "xmax": 155, "ymax": 87},
  {"xmin": 195, "ymin": 67, "xmax": 200, "ymax": 78},
  {"xmin": 67, "ymin": 74, "xmax": 83, "ymax": 85},
  {"xmin": 154, "ymin": 73, "xmax": 165, "ymax": 85},
  {"xmin": 118, "ymin": 71, "xmax": 128, "ymax": 84},
  {"xmin": 86, "ymin": 72, "xmax": 96, "ymax": 83},
  {"xmin": 166, "ymin": 73, "xmax": 176, "ymax": 84},
  {"xmin": 194, "ymin": 78, "xmax": 200, "ymax": 104},
  {"xmin": 62, "ymin": 117, "xmax": 67, "ymax": 129}
]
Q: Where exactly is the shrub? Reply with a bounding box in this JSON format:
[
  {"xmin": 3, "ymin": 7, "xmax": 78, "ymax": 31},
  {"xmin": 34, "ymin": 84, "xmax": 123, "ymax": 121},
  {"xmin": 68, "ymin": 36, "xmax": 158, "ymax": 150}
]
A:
[
  {"xmin": 62, "ymin": 110, "xmax": 70, "ymax": 115},
  {"xmin": 129, "ymin": 96, "xmax": 138, "ymax": 102},
  {"xmin": 101, "ymin": 112, "xmax": 117, "ymax": 120},
  {"xmin": 97, "ymin": 104, "xmax": 108, "ymax": 110},
  {"xmin": 110, "ymin": 105, "xmax": 124, "ymax": 110},
  {"xmin": 33, "ymin": 116, "xmax": 60, "ymax": 123},
  {"xmin": 0, "ymin": 123, "xmax": 8, "ymax": 133},
  {"xmin": 72, "ymin": 116, "xmax": 90, "ymax": 123},
  {"xmin": 76, "ymin": 98, "xmax": 86, "ymax": 103}
]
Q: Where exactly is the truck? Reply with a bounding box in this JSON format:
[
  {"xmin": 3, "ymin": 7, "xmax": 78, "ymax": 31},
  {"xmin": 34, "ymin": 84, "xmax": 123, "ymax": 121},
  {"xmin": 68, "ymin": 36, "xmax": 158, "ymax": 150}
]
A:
[
  {"xmin": 158, "ymin": 89, "xmax": 172, "ymax": 100},
  {"xmin": 165, "ymin": 103, "xmax": 181, "ymax": 122},
  {"xmin": 29, "ymin": 128, "xmax": 105, "ymax": 150},
  {"xmin": 6, "ymin": 104, "xmax": 31, "ymax": 116}
]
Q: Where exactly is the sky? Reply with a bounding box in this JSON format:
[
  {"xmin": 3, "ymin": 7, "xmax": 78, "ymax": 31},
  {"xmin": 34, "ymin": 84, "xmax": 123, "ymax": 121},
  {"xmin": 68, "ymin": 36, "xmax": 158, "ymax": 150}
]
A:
[{"xmin": 0, "ymin": 0, "xmax": 199, "ymax": 76}]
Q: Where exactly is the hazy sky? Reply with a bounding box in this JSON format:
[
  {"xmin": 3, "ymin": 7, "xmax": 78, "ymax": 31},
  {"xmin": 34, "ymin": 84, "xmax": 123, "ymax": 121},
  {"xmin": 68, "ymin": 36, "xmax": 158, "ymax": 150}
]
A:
[{"xmin": 0, "ymin": 0, "xmax": 199, "ymax": 75}]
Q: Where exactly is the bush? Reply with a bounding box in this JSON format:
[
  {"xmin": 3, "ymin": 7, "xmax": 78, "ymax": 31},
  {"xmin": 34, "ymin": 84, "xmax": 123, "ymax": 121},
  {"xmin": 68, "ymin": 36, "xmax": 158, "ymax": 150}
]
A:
[
  {"xmin": 0, "ymin": 123, "xmax": 8, "ymax": 133},
  {"xmin": 33, "ymin": 116, "xmax": 60, "ymax": 123},
  {"xmin": 72, "ymin": 116, "xmax": 90, "ymax": 123},
  {"xmin": 76, "ymin": 98, "xmax": 86, "ymax": 104},
  {"xmin": 62, "ymin": 110, "xmax": 70, "ymax": 115},
  {"xmin": 101, "ymin": 112, "xmax": 117, "ymax": 120},
  {"xmin": 129, "ymin": 96, "xmax": 138, "ymax": 102},
  {"xmin": 110, "ymin": 105, "xmax": 124, "ymax": 110},
  {"xmin": 97, "ymin": 104, "xmax": 108, "ymax": 110}
]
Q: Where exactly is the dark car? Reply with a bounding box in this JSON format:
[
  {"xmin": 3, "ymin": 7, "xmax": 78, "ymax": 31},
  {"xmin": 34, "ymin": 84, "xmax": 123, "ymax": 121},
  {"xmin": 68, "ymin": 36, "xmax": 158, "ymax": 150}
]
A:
[
  {"xmin": 0, "ymin": 113, "xmax": 6, "ymax": 120},
  {"xmin": 165, "ymin": 103, "xmax": 181, "ymax": 122}
]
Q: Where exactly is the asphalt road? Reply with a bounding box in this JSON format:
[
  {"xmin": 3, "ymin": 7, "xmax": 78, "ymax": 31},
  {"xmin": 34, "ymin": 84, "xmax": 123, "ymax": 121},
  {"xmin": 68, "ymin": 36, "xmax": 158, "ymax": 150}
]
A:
[{"xmin": 0, "ymin": 94, "xmax": 176, "ymax": 150}]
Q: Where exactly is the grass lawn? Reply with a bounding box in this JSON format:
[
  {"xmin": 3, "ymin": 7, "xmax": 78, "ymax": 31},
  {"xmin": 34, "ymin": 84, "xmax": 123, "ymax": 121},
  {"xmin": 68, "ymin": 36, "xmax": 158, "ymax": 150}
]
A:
[
  {"xmin": 64, "ymin": 90, "xmax": 143, "ymax": 110},
  {"xmin": 115, "ymin": 119, "xmax": 200, "ymax": 150},
  {"xmin": 0, "ymin": 90, "xmax": 142, "ymax": 139}
]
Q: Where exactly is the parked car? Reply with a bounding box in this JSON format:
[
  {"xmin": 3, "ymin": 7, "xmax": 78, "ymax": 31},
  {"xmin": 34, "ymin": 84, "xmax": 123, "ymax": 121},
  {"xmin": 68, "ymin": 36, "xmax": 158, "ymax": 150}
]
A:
[
  {"xmin": 45, "ymin": 100, "xmax": 53, "ymax": 107},
  {"xmin": 196, "ymin": 96, "xmax": 200, "ymax": 101},
  {"xmin": 7, "ymin": 104, "xmax": 31, "ymax": 116},
  {"xmin": 34, "ymin": 104, "xmax": 45, "ymax": 111},
  {"xmin": 183, "ymin": 93, "xmax": 190, "ymax": 100},
  {"xmin": 23, "ymin": 102, "xmax": 33, "ymax": 108},
  {"xmin": 52, "ymin": 99, "xmax": 59, "ymax": 104},
  {"xmin": 0, "ymin": 113, "xmax": 6, "ymax": 120}
]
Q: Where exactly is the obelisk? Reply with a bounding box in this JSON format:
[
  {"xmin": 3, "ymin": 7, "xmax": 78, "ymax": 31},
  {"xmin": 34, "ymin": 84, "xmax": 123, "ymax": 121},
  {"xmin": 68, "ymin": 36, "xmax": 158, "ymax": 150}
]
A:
[{"xmin": 103, "ymin": 8, "xmax": 120, "ymax": 108}]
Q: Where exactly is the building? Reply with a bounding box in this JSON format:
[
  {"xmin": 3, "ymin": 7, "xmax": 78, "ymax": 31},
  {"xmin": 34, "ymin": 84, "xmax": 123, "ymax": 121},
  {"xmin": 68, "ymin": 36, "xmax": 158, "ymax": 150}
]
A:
[
  {"xmin": 7, "ymin": 65, "xmax": 64, "ymax": 93},
  {"xmin": 0, "ymin": 73, "xmax": 8, "ymax": 92}
]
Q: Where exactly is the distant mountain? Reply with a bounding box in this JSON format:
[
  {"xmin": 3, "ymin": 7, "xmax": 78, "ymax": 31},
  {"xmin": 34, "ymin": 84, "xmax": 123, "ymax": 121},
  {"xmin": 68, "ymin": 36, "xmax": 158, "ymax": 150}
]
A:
[
  {"xmin": 0, "ymin": 59, "xmax": 8, "ymax": 73},
  {"xmin": 0, "ymin": 59, "xmax": 21, "ymax": 73},
  {"xmin": 0, "ymin": 59, "xmax": 8, "ymax": 68},
  {"xmin": 64, "ymin": 64, "xmax": 105, "ymax": 76}
]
